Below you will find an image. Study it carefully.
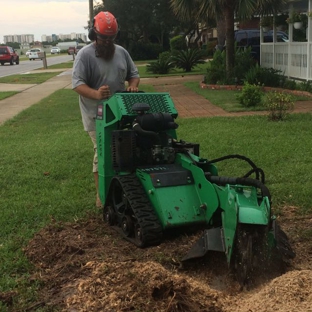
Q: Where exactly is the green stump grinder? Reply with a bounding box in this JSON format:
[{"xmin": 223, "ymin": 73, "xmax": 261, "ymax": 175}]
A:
[{"xmin": 95, "ymin": 91, "xmax": 295, "ymax": 286}]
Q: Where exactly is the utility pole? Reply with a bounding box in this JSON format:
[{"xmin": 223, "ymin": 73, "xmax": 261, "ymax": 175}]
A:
[{"xmin": 89, "ymin": 0, "xmax": 94, "ymax": 28}]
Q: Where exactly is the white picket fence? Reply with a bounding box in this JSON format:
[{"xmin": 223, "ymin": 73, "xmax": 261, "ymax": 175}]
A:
[{"xmin": 261, "ymin": 42, "xmax": 312, "ymax": 81}]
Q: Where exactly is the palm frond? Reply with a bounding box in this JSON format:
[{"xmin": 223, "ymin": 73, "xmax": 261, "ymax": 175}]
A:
[
  {"xmin": 170, "ymin": 0, "xmax": 196, "ymax": 20},
  {"xmin": 254, "ymin": 0, "xmax": 288, "ymax": 16}
]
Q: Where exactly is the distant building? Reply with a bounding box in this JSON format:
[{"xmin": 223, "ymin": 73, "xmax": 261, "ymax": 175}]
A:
[
  {"xmin": 41, "ymin": 32, "xmax": 87, "ymax": 42},
  {"xmin": 42, "ymin": 35, "xmax": 52, "ymax": 42},
  {"xmin": 76, "ymin": 33, "xmax": 87, "ymax": 42},
  {"xmin": 57, "ymin": 33, "xmax": 72, "ymax": 41},
  {"xmin": 3, "ymin": 32, "xmax": 87, "ymax": 44},
  {"xmin": 3, "ymin": 34, "xmax": 34, "ymax": 44}
]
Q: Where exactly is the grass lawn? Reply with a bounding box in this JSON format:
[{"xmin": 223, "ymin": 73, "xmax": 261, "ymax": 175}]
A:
[
  {"xmin": 139, "ymin": 84, "xmax": 156, "ymax": 92},
  {"xmin": 3, "ymin": 60, "xmax": 311, "ymax": 111},
  {"xmin": 0, "ymin": 72, "xmax": 65, "ymax": 103},
  {"xmin": 0, "ymin": 88, "xmax": 312, "ymax": 310},
  {"xmin": 177, "ymin": 114, "xmax": 312, "ymax": 214},
  {"xmin": 46, "ymin": 61, "xmax": 74, "ymax": 69},
  {"xmin": 185, "ymin": 81, "xmax": 244, "ymax": 112},
  {"xmin": 0, "ymin": 72, "xmax": 63, "ymax": 84},
  {"xmin": 1, "ymin": 61, "xmax": 309, "ymax": 115},
  {"xmin": 0, "ymin": 91, "xmax": 19, "ymax": 100},
  {"xmin": 0, "ymin": 60, "xmax": 204, "ymax": 102},
  {"xmin": 137, "ymin": 62, "xmax": 208, "ymax": 78},
  {"xmin": 47, "ymin": 60, "xmax": 208, "ymax": 77},
  {"xmin": 185, "ymin": 81, "xmax": 312, "ymax": 112}
]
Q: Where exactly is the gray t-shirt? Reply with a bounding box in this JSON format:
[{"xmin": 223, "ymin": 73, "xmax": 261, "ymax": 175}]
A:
[{"xmin": 72, "ymin": 43, "xmax": 139, "ymax": 131}]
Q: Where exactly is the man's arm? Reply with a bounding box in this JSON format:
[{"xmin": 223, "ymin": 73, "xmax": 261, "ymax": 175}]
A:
[
  {"xmin": 74, "ymin": 84, "xmax": 111, "ymax": 100},
  {"xmin": 126, "ymin": 77, "xmax": 140, "ymax": 92}
]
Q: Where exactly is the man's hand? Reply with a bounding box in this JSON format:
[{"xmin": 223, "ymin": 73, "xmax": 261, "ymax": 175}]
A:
[
  {"xmin": 74, "ymin": 84, "xmax": 111, "ymax": 101},
  {"xmin": 126, "ymin": 86, "xmax": 139, "ymax": 92},
  {"xmin": 97, "ymin": 85, "xmax": 111, "ymax": 100}
]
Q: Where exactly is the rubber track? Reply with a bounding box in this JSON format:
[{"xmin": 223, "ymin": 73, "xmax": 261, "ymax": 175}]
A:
[{"xmin": 115, "ymin": 174, "xmax": 163, "ymax": 247}]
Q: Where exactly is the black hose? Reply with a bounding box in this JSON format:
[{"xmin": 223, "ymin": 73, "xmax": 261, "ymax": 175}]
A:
[
  {"xmin": 180, "ymin": 151, "xmax": 270, "ymax": 201},
  {"xmin": 181, "ymin": 152, "xmax": 265, "ymax": 184},
  {"xmin": 206, "ymin": 174, "xmax": 271, "ymax": 203},
  {"xmin": 206, "ymin": 154, "xmax": 266, "ymax": 184}
]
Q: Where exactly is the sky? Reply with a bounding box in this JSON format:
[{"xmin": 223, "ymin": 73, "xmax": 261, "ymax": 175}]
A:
[{"xmin": 0, "ymin": 0, "xmax": 92, "ymax": 43}]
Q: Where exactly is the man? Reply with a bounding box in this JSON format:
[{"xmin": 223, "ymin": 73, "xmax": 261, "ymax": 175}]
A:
[{"xmin": 72, "ymin": 11, "xmax": 140, "ymax": 207}]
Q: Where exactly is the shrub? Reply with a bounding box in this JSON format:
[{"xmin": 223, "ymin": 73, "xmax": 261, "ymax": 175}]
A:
[
  {"xmin": 282, "ymin": 79, "xmax": 298, "ymax": 90},
  {"xmin": 204, "ymin": 45, "xmax": 256, "ymax": 85},
  {"xmin": 236, "ymin": 82, "xmax": 264, "ymax": 107},
  {"xmin": 170, "ymin": 35, "xmax": 187, "ymax": 52},
  {"xmin": 146, "ymin": 51, "xmax": 175, "ymax": 74},
  {"xmin": 233, "ymin": 46, "xmax": 257, "ymax": 84},
  {"xmin": 171, "ymin": 49, "xmax": 206, "ymax": 72},
  {"xmin": 206, "ymin": 39, "xmax": 218, "ymax": 57},
  {"xmin": 244, "ymin": 65, "xmax": 286, "ymax": 87},
  {"xmin": 264, "ymin": 91, "xmax": 294, "ymax": 121},
  {"xmin": 204, "ymin": 49, "xmax": 226, "ymax": 84},
  {"xmin": 296, "ymin": 80, "xmax": 312, "ymax": 93}
]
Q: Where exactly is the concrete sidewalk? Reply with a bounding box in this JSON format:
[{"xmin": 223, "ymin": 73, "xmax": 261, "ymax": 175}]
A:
[
  {"xmin": 0, "ymin": 71, "xmax": 312, "ymax": 125},
  {"xmin": 0, "ymin": 70, "xmax": 72, "ymax": 125}
]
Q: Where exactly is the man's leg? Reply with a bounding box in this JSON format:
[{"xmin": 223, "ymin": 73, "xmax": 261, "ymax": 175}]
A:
[
  {"xmin": 88, "ymin": 131, "xmax": 102, "ymax": 208},
  {"xmin": 94, "ymin": 171, "xmax": 101, "ymax": 208}
]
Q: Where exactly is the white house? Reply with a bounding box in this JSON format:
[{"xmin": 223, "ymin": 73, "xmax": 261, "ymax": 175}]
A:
[{"xmin": 260, "ymin": 0, "xmax": 312, "ymax": 81}]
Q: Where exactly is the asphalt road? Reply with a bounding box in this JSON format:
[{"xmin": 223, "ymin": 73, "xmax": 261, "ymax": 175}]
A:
[{"xmin": 0, "ymin": 54, "xmax": 74, "ymax": 78}]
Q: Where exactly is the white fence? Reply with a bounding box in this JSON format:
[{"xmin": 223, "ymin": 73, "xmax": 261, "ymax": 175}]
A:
[{"xmin": 261, "ymin": 42, "xmax": 312, "ymax": 81}]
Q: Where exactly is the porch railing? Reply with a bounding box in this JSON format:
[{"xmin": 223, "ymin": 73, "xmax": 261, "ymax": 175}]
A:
[{"xmin": 261, "ymin": 42, "xmax": 312, "ymax": 81}]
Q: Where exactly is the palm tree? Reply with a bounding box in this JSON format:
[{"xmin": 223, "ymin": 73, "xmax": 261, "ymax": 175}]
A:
[{"xmin": 170, "ymin": 0, "xmax": 287, "ymax": 78}]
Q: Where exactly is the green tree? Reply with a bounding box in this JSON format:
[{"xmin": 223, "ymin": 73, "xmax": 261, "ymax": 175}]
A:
[
  {"xmin": 1, "ymin": 42, "xmax": 20, "ymax": 49},
  {"xmin": 98, "ymin": 0, "xmax": 185, "ymax": 50},
  {"xmin": 170, "ymin": 0, "xmax": 287, "ymax": 78}
]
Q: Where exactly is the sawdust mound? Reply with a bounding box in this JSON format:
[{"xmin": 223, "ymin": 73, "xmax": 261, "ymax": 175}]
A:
[
  {"xmin": 224, "ymin": 270, "xmax": 312, "ymax": 312},
  {"xmin": 21, "ymin": 214, "xmax": 312, "ymax": 312},
  {"xmin": 65, "ymin": 260, "xmax": 224, "ymax": 312}
]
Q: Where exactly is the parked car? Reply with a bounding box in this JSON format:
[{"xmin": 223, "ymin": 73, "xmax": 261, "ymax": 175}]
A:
[
  {"xmin": 0, "ymin": 46, "xmax": 19, "ymax": 65},
  {"xmin": 68, "ymin": 46, "xmax": 75, "ymax": 55},
  {"xmin": 51, "ymin": 47, "xmax": 61, "ymax": 54},
  {"xmin": 25, "ymin": 50, "xmax": 31, "ymax": 56},
  {"xmin": 28, "ymin": 48, "xmax": 43, "ymax": 61},
  {"xmin": 234, "ymin": 29, "xmax": 289, "ymax": 62},
  {"xmin": 216, "ymin": 29, "xmax": 289, "ymax": 63}
]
